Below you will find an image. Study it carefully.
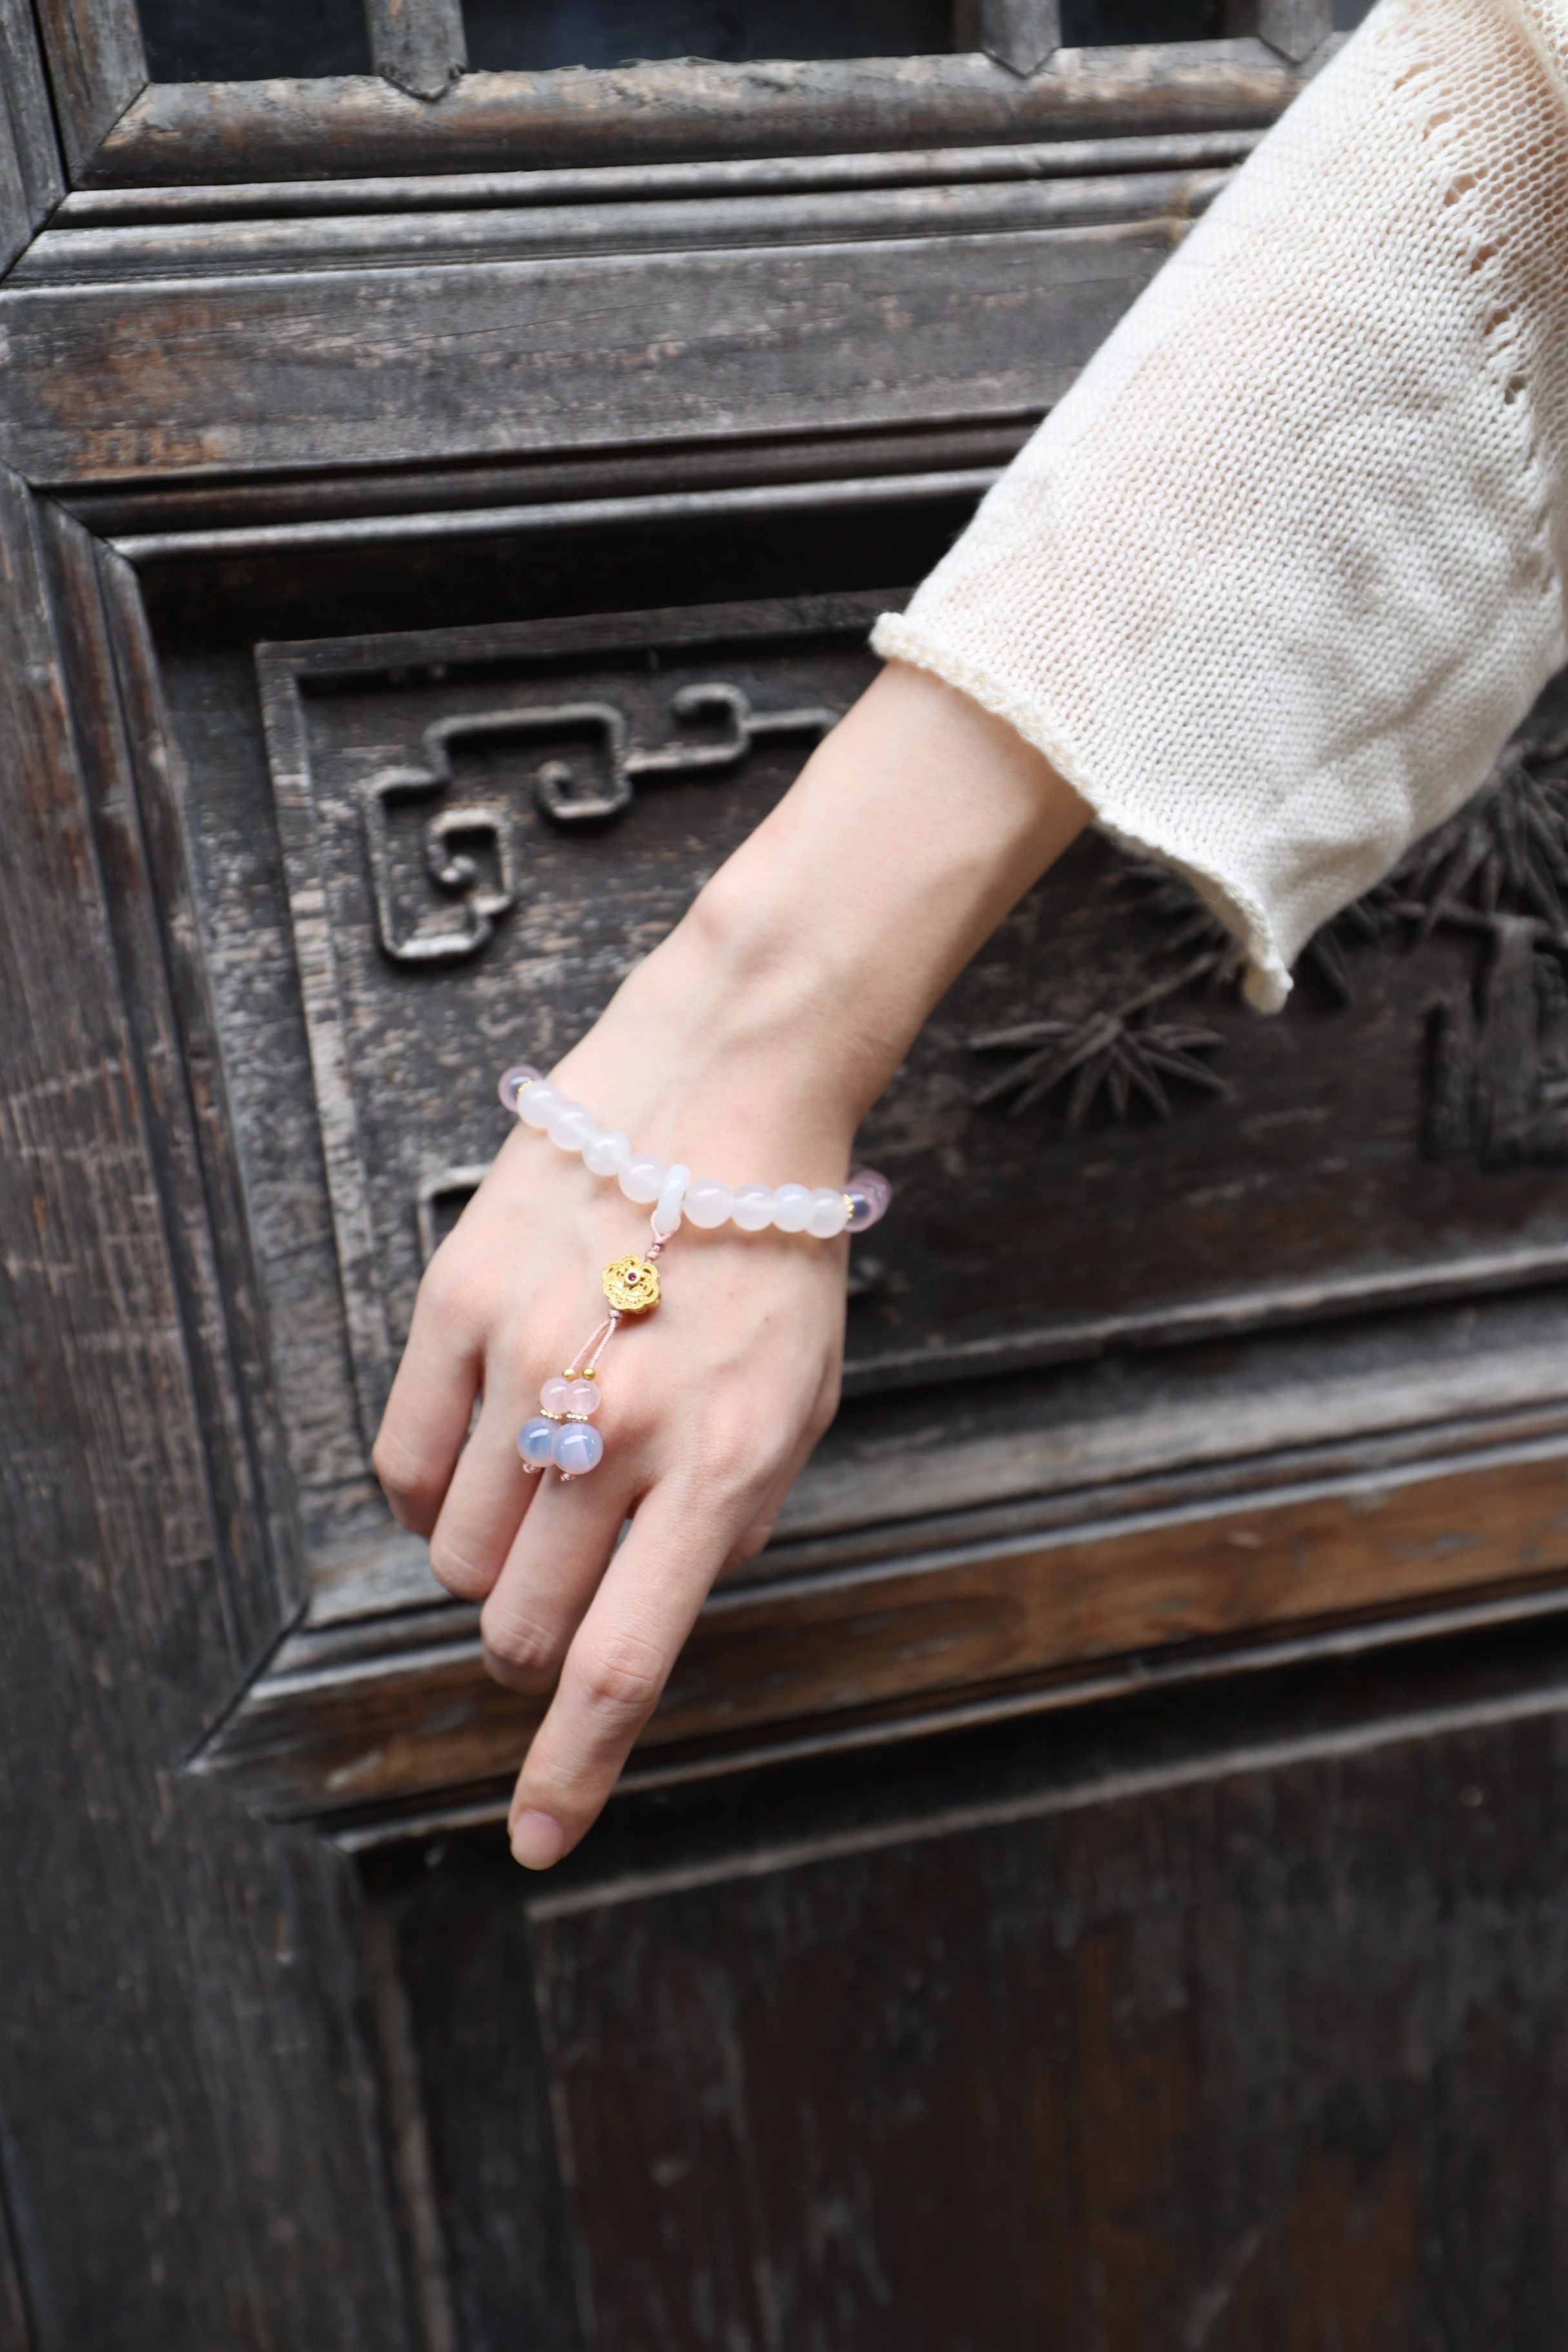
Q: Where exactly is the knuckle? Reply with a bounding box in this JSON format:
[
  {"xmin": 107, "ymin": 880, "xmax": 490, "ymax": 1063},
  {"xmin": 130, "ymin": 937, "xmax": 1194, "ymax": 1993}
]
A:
[
  {"xmin": 372, "ymin": 1429, "xmax": 442, "ymax": 1527},
  {"xmin": 725, "ymin": 1513, "xmax": 778, "ymax": 1572},
  {"xmin": 426, "ymin": 1531, "xmax": 498, "ymax": 1601},
  {"xmin": 419, "ymin": 1237, "xmax": 495, "ymax": 1328},
  {"xmin": 571, "ymin": 1629, "xmax": 666, "ymax": 1719},
  {"xmin": 479, "ymin": 1600, "xmax": 565, "ymax": 1689}
]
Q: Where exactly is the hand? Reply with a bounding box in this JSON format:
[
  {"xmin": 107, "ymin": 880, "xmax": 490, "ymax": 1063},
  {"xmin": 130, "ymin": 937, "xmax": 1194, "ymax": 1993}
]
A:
[
  {"xmin": 373, "ymin": 663, "xmax": 1087, "ymax": 1865},
  {"xmin": 374, "ymin": 950, "xmax": 857, "ymax": 1869}
]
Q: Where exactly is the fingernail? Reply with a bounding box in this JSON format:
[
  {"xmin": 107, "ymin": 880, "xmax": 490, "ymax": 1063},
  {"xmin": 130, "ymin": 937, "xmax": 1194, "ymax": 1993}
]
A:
[{"xmin": 510, "ymin": 1809, "xmax": 565, "ymax": 1870}]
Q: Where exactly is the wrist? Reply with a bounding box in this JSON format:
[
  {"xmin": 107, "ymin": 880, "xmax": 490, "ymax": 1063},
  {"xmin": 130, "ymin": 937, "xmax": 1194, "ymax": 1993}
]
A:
[{"xmin": 548, "ymin": 661, "xmax": 1088, "ymax": 1184}]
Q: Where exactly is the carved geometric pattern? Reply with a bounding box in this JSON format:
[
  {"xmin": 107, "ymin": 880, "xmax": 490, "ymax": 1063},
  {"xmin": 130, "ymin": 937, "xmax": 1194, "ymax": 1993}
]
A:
[{"xmin": 363, "ymin": 682, "xmax": 836, "ymax": 965}]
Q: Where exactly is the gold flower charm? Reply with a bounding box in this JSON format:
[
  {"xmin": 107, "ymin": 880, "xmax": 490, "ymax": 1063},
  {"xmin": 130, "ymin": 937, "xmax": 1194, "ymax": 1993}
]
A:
[{"xmin": 602, "ymin": 1254, "xmax": 662, "ymax": 1315}]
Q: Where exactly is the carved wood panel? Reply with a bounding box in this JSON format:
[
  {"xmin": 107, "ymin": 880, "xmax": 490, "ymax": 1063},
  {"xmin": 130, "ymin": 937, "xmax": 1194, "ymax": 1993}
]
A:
[{"xmin": 248, "ymin": 593, "xmax": 1568, "ymax": 1494}]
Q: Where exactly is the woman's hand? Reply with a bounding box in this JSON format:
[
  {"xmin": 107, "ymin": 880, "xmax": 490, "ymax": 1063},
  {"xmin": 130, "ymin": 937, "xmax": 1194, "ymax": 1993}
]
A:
[
  {"xmin": 373, "ymin": 946, "xmax": 858, "ymax": 1870},
  {"xmin": 374, "ymin": 663, "xmax": 1088, "ymax": 1866}
]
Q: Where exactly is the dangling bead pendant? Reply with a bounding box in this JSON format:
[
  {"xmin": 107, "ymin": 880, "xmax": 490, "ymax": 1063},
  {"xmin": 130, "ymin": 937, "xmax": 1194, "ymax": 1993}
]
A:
[{"xmin": 502, "ymin": 1061, "xmax": 890, "ymax": 1485}]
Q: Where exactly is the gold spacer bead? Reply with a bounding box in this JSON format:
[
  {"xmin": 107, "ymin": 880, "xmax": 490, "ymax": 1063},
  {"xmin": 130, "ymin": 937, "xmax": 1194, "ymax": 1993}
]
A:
[{"xmin": 581, "ymin": 1366, "xmax": 596, "ymax": 1378}]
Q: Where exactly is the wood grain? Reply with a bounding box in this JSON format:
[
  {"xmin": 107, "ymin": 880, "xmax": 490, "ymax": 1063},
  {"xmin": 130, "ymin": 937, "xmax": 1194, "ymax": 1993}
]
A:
[
  {"xmin": 52, "ymin": 127, "xmax": 1263, "ymax": 228},
  {"xmin": 13, "ymin": 163, "xmax": 1230, "ymax": 282},
  {"xmin": 958, "ymin": 0, "xmax": 1063, "ymax": 77},
  {"xmin": 365, "ymin": 0, "xmax": 467, "ymax": 103},
  {"xmin": 0, "ymin": 217, "xmax": 1184, "ymax": 484},
  {"xmin": 0, "ymin": 471, "xmax": 414, "ymax": 2347},
  {"xmin": 1228, "ymin": 0, "xmax": 1335, "ymax": 64},
  {"xmin": 0, "ymin": 0, "xmax": 63, "ymax": 279},
  {"xmin": 196, "ymin": 1428, "xmax": 1568, "ymax": 1822},
  {"xmin": 86, "ymin": 45, "xmax": 1310, "ymax": 186},
  {"xmin": 515, "ymin": 1681, "xmax": 1568, "ymax": 2347},
  {"xmin": 32, "ymin": 0, "xmax": 144, "ymax": 179}
]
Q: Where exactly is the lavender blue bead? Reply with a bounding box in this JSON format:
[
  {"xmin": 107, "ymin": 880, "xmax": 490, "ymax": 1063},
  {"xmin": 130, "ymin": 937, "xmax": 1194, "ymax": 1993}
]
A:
[
  {"xmin": 517, "ymin": 1416, "xmax": 558, "ymax": 1469},
  {"xmin": 551, "ymin": 1421, "xmax": 604, "ymax": 1475},
  {"xmin": 498, "ymin": 1063, "xmax": 542, "ymax": 1113}
]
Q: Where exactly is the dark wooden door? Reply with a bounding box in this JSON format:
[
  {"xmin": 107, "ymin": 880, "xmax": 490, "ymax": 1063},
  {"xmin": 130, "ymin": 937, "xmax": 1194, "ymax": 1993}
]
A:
[{"xmin": 12, "ymin": 4, "xmax": 1568, "ymax": 2347}]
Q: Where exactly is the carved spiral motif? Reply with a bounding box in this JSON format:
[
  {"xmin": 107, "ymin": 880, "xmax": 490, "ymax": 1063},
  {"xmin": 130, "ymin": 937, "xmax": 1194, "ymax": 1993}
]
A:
[{"xmin": 601, "ymin": 1255, "xmax": 662, "ymax": 1315}]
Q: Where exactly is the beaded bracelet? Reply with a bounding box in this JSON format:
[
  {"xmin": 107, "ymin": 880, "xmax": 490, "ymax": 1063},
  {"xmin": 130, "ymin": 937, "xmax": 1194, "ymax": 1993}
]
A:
[{"xmin": 496, "ymin": 1063, "xmax": 891, "ymax": 1482}]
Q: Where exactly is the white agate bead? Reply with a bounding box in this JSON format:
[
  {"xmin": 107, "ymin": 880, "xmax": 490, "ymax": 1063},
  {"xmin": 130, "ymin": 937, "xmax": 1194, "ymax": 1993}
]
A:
[
  {"xmin": 620, "ymin": 1153, "xmax": 665, "ymax": 1204},
  {"xmin": 807, "ymin": 1186, "xmax": 850, "ymax": 1239},
  {"xmin": 546, "ymin": 1099, "xmax": 596, "ymax": 1152},
  {"xmin": 684, "ymin": 1177, "xmax": 733, "ymax": 1230},
  {"xmin": 518, "ymin": 1080, "xmax": 560, "ymax": 1130},
  {"xmin": 583, "ymin": 1127, "xmax": 630, "ymax": 1177},
  {"xmin": 654, "ymin": 1162, "xmax": 691, "ymax": 1233},
  {"xmin": 731, "ymin": 1184, "xmax": 774, "ymax": 1232},
  {"xmin": 771, "ymin": 1182, "xmax": 812, "ymax": 1233}
]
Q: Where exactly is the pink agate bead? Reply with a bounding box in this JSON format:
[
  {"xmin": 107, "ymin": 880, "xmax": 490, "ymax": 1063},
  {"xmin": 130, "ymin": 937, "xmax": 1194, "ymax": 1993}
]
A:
[
  {"xmin": 540, "ymin": 1375, "xmax": 602, "ymax": 1418},
  {"xmin": 845, "ymin": 1168, "xmax": 892, "ymax": 1231},
  {"xmin": 498, "ymin": 1063, "xmax": 542, "ymax": 1113}
]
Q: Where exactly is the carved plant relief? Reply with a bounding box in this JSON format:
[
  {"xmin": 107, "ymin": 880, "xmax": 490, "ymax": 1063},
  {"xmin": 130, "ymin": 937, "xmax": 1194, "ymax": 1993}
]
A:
[{"xmin": 972, "ymin": 729, "xmax": 1568, "ymax": 1168}]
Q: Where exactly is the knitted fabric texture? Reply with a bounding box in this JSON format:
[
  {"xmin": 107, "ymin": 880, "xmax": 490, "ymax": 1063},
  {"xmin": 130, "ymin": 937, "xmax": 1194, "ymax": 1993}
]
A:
[{"xmin": 873, "ymin": 0, "xmax": 1568, "ymax": 1008}]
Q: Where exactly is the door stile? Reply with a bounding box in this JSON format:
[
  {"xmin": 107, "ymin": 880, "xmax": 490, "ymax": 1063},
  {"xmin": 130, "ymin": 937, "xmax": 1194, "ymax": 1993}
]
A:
[{"xmin": 0, "ymin": 466, "xmax": 417, "ymax": 2349}]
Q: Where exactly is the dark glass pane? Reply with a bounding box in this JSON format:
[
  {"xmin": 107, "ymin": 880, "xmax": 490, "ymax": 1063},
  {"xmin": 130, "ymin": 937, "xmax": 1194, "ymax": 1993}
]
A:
[
  {"xmin": 464, "ymin": 0, "xmax": 954, "ymax": 71},
  {"xmin": 1061, "ymin": 0, "xmax": 1221, "ymax": 37},
  {"xmin": 138, "ymin": 0, "xmax": 372, "ymax": 80}
]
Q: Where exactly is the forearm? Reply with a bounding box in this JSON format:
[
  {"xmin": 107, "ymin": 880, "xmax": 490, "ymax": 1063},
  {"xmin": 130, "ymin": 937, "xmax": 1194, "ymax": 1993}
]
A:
[{"xmin": 554, "ymin": 662, "xmax": 1089, "ymax": 1167}]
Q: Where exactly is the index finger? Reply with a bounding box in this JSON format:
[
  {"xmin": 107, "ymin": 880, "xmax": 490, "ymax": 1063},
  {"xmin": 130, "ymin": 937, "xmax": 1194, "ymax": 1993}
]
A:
[{"xmin": 505, "ymin": 1473, "xmax": 734, "ymax": 1868}]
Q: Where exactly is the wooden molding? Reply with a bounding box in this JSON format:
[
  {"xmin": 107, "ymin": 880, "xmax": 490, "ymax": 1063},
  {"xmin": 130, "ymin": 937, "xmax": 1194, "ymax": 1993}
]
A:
[
  {"xmin": 365, "ymin": 0, "xmax": 467, "ymax": 103},
  {"xmin": 31, "ymin": 0, "xmax": 144, "ymax": 179},
  {"xmin": 84, "ymin": 46, "xmax": 1309, "ymax": 186},
  {"xmin": 195, "ymin": 1423, "xmax": 1568, "ymax": 1827},
  {"xmin": 0, "ymin": 0, "xmax": 64, "ymax": 275},
  {"xmin": 1224, "ymin": 0, "xmax": 1335, "ymax": 66},
  {"xmin": 0, "ymin": 212, "xmax": 1190, "ymax": 484},
  {"xmin": 957, "ymin": 0, "xmax": 1063, "ymax": 79}
]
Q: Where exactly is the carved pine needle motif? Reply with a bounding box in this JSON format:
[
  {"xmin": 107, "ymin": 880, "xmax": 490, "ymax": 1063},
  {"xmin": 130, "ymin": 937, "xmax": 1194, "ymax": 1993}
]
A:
[
  {"xmin": 970, "ymin": 957, "xmax": 1228, "ymax": 1124},
  {"xmin": 970, "ymin": 727, "xmax": 1568, "ymax": 1155},
  {"xmin": 1372, "ymin": 733, "xmax": 1568, "ymax": 940}
]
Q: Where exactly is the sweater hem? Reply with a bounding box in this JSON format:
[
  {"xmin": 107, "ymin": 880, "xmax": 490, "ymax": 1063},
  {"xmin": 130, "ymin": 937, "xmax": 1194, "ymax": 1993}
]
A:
[{"xmin": 871, "ymin": 613, "xmax": 1293, "ymax": 1014}]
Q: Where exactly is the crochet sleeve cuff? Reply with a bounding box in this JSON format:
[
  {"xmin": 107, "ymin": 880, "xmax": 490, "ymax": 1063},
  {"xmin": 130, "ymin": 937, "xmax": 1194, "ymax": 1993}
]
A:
[{"xmin": 873, "ymin": 0, "xmax": 1568, "ymax": 1012}]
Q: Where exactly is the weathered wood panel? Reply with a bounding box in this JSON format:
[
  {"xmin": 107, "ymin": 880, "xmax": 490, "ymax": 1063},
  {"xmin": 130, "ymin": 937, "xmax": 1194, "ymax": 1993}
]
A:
[
  {"xmin": 0, "ymin": 0, "xmax": 63, "ymax": 278},
  {"xmin": 198, "ymin": 1422, "xmax": 1568, "ymax": 1821},
  {"xmin": 0, "ymin": 219, "xmax": 1184, "ymax": 484},
  {"xmin": 377, "ymin": 1637, "xmax": 1568, "ymax": 2348},
  {"xmin": 88, "ymin": 44, "xmax": 1312, "ymax": 185},
  {"xmin": 0, "ymin": 471, "xmax": 414, "ymax": 2349},
  {"xmin": 1231, "ymin": 0, "xmax": 1335, "ymax": 64},
  {"xmin": 366, "ymin": 0, "xmax": 467, "ymax": 101},
  {"xmin": 32, "ymin": 0, "xmax": 144, "ymax": 179}
]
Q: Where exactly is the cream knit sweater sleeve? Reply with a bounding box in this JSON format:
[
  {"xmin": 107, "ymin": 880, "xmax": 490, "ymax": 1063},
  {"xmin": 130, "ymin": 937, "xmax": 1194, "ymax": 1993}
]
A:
[{"xmin": 872, "ymin": 0, "xmax": 1568, "ymax": 1009}]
